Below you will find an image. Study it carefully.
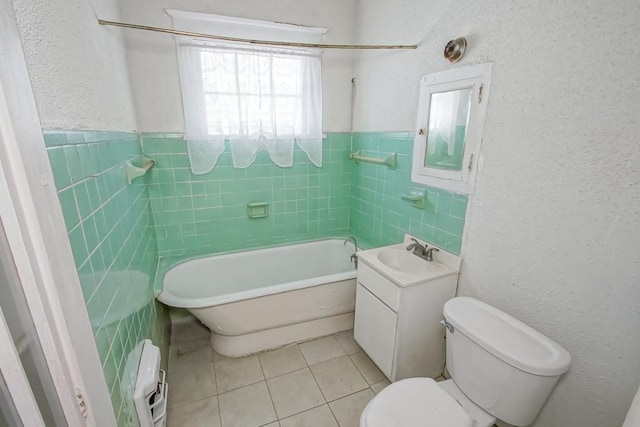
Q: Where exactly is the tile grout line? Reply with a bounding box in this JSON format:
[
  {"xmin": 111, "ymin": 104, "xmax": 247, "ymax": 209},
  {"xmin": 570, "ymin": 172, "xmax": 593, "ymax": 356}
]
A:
[
  {"xmin": 301, "ymin": 341, "xmax": 340, "ymax": 423},
  {"xmin": 271, "ymin": 341, "xmax": 341, "ymax": 426},
  {"xmin": 165, "ymin": 341, "xmax": 218, "ymax": 411},
  {"xmin": 211, "ymin": 349, "xmax": 223, "ymax": 427},
  {"xmin": 85, "ymin": 193, "xmax": 149, "ymax": 306},
  {"xmin": 347, "ymin": 352, "xmax": 382, "ymax": 388},
  {"xmin": 255, "ymin": 352, "xmax": 278, "ymax": 425},
  {"xmin": 168, "ymin": 334, "xmax": 375, "ymax": 426},
  {"xmin": 311, "ymin": 335, "xmax": 371, "ymax": 425}
]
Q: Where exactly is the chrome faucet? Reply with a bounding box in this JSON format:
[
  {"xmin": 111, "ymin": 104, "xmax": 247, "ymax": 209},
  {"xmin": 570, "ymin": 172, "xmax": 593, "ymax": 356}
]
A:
[
  {"xmin": 407, "ymin": 239, "xmax": 439, "ymax": 262},
  {"xmin": 344, "ymin": 236, "xmax": 358, "ymax": 251},
  {"xmin": 344, "ymin": 237, "xmax": 358, "ymax": 268},
  {"xmin": 406, "ymin": 238, "xmax": 426, "ymax": 257},
  {"xmin": 425, "ymin": 247, "xmax": 440, "ymax": 262}
]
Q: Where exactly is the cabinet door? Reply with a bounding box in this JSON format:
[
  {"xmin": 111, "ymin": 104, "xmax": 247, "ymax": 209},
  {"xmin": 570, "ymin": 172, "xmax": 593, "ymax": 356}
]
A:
[{"xmin": 354, "ymin": 283, "xmax": 397, "ymax": 379}]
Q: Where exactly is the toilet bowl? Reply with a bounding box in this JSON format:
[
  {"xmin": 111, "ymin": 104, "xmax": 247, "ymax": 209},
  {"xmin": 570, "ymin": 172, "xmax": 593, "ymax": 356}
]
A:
[{"xmin": 360, "ymin": 297, "xmax": 571, "ymax": 427}]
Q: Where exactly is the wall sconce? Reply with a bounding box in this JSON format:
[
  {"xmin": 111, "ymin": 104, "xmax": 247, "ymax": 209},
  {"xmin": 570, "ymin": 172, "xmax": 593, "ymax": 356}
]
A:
[{"xmin": 444, "ymin": 38, "xmax": 467, "ymax": 63}]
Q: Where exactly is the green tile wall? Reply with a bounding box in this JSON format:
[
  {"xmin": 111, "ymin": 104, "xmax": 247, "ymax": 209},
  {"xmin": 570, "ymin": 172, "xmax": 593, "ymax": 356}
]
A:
[
  {"xmin": 142, "ymin": 133, "xmax": 352, "ymax": 258},
  {"xmin": 44, "ymin": 130, "xmax": 169, "ymax": 426},
  {"xmin": 350, "ymin": 132, "xmax": 468, "ymax": 254},
  {"xmin": 44, "ymin": 128, "xmax": 466, "ymax": 423}
]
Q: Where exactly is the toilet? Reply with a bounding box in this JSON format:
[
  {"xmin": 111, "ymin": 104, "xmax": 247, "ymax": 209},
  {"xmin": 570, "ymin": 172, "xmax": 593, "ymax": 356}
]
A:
[{"xmin": 360, "ymin": 297, "xmax": 571, "ymax": 427}]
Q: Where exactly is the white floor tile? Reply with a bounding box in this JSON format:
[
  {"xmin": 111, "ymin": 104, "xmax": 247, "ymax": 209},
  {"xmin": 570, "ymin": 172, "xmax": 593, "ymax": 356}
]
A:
[
  {"xmin": 370, "ymin": 379, "xmax": 390, "ymax": 394},
  {"xmin": 266, "ymin": 368, "xmax": 325, "ymax": 419},
  {"xmin": 213, "ymin": 350, "xmax": 230, "ymax": 363},
  {"xmin": 170, "ymin": 344, "xmax": 213, "ymax": 370},
  {"xmin": 299, "ymin": 336, "xmax": 346, "ymax": 366},
  {"xmin": 310, "ymin": 356, "xmax": 368, "ymax": 402},
  {"xmin": 259, "ymin": 345, "xmax": 307, "ymax": 379},
  {"xmin": 167, "ymin": 396, "xmax": 221, "ymax": 427},
  {"xmin": 334, "ymin": 331, "xmax": 361, "ymax": 355},
  {"xmin": 215, "ymin": 355, "xmax": 265, "ymax": 393},
  {"xmin": 168, "ymin": 347, "xmax": 217, "ymax": 408},
  {"xmin": 173, "ymin": 337, "xmax": 210, "ymax": 357},
  {"xmin": 262, "ymin": 423, "xmax": 281, "ymax": 427},
  {"xmin": 279, "ymin": 405, "xmax": 339, "ymax": 427},
  {"xmin": 329, "ymin": 389, "xmax": 375, "ymax": 427},
  {"xmin": 171, "ymin": 317, "xmax": 210, "ymax": 344},
  {"xmin": 349, "ymin": 352, "xmax": 386, "ymax": 386},
  {"xmin": 218, "ymin": 382, "xmax": 276, "ymax": 427}
]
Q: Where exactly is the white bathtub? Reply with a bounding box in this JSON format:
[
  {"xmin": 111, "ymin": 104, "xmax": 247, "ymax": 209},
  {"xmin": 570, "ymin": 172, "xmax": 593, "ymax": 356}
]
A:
[{"xmin": 157, "ymin": 239, "xmax": 357, "ymax": 356}]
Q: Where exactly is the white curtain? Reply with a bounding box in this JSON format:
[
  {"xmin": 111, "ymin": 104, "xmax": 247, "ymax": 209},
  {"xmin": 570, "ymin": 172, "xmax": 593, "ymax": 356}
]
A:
[
  {"xmin": 177, "ymin": 43, "xmax": 226, "ymax": 174},
  {"xmin": 177, "ymin": 39, "xmax": 323, "ymax": 172}
]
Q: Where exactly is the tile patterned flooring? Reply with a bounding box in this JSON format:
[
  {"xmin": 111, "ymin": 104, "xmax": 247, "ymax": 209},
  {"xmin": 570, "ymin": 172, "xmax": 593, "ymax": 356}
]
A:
[{"xmin": 166, "ymin": 320, "xmax": 391, "ymax": 427}]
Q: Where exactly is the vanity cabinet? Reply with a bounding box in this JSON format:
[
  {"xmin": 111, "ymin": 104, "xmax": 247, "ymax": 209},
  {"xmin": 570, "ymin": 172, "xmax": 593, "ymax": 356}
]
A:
[{"xmin": 354, "ymin": 258, "xmax": 459, "ymax": 382}]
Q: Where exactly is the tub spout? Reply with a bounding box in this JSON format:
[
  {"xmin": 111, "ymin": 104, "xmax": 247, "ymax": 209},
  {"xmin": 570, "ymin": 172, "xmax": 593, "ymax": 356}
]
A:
[{"xmin": 344, "ymin": 237, "xmax": 358, "ymax": 251}]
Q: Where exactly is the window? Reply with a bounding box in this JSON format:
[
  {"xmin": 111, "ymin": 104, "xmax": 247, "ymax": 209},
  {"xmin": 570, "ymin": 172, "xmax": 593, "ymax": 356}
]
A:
[
  {"xmin": 169, "ymin": 10, "xmax": 326, "ymax": 172},
  {"xmin": 199, "ymin": 44, "xmax": 314, "ymax": 138},
  {"xmin": 189, "ymin": 41, "xmax": 321, "ymax": 137},
  {"xmin": 411, "ymin": 63, "xmax": 492, "ymax": 194}
]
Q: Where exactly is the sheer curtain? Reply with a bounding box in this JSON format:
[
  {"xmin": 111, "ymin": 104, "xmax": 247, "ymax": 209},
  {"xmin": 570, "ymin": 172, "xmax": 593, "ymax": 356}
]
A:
[
  {"xmin": 177, "ymin": 43, "xmax": 226, "ymax": 174},
  {"xmin": 177, "ymin": 39, "xmax": 323, "ymax": 173}
]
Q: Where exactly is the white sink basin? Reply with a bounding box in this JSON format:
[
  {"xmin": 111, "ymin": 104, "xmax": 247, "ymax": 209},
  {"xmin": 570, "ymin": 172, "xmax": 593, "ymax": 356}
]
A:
[
  {"xmin": 376, "ymin": 248, "xmax": 449, "ymax": 275},
  {"xmin": 356, "ymin": 236, "xmax": 461, "ymax": 287}
]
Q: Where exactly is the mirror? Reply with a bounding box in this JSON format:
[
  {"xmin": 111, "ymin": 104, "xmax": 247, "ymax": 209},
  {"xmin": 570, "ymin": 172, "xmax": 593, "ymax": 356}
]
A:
[
  {"xmin": 424, "ymin": 87, "xmax": 472, "ymax": 171},
  {"xmin": 411, "ymin": 63, "xmax": 492, "ymax": 194}
]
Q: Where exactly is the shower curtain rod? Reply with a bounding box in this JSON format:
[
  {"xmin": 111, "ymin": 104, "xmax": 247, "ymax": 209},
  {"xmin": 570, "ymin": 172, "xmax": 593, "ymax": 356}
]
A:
[{"xmin": 97, "ymin": 19, "xmax": 418, "ymax": 50}]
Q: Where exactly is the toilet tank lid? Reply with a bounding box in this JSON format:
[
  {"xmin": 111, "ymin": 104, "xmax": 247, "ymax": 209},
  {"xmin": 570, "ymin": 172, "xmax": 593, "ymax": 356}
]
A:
[{"xmin": 443, "ymin": 297, "xmax": 571, "ymax": 376}]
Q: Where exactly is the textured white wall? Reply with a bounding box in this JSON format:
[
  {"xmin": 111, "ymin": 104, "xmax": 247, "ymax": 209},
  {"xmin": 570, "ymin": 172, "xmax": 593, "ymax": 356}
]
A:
[
  {"xmin": 118, "ymin": 0, "xmax": 357, "ymax": 132},
  {"xmin": 12, "ymin": 0, "xmax": 137, "ymax": 130},
  {"xmin": 354, "ymin": 1, "xmax": 640, "ymax": 426}
]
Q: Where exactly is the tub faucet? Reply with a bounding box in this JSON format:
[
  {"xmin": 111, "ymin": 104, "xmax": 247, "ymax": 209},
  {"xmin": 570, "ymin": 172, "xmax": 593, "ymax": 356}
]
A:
[
  {"xmin": 344, "ymin": 236, "xmax": 358, "ymax": 251},
  {"xmin": 345, "ymin": 237, "xmax": 358, "ymax": 268},
  {"xmin": 406, "ymin": 238, "xmax": 426, "ymax": 257}
]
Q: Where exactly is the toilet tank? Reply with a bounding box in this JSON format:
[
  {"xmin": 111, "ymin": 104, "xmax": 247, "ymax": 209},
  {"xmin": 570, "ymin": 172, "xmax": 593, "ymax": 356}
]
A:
[{"xmin": 443, "ymin": 297, "xmax": 571, "ymax": 427}]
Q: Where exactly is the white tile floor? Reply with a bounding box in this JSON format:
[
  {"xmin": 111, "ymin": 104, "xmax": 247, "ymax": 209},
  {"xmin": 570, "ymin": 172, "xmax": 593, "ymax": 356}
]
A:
[{"xmin": 166, "ymin": 320, "xmax": 391, "ymax": 427}]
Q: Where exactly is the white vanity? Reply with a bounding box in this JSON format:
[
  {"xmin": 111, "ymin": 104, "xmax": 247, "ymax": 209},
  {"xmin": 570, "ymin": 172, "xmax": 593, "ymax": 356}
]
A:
[{"xmin": 354, "ymin": 235, "xmax": 461, "ymax": 382}]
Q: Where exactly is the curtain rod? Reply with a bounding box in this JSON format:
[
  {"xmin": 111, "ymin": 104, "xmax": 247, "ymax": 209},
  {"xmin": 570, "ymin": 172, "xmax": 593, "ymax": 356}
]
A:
[{"xmin": 98, "ymin": 19, "xmax": 418, "ymax": 50}]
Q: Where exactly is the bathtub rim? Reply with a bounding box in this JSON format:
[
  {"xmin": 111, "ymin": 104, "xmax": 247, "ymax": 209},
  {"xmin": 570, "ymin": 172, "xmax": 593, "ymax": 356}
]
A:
[
  {"xmin": 153, "ymin": 235, "xmax": 371, "ymax": 293},
  {"xmin": 158, "ymin": 271, "xmax": 356, "ymax": 308},
  {"xmin": 155, "ymin": 237, "xmax": 361, "ymax": 308}
]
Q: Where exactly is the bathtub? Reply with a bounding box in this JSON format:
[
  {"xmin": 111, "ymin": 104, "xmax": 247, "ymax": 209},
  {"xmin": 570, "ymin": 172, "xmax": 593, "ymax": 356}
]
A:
[{"xmin": 157, "ymin": 239, "xmax": 357, "ymax": 356}]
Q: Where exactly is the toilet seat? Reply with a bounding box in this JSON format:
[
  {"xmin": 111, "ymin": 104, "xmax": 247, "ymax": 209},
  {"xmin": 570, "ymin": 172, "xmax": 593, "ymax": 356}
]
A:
[{"xmin": 360, "ymin": 378, "xmax": 474, "ymax": 427}]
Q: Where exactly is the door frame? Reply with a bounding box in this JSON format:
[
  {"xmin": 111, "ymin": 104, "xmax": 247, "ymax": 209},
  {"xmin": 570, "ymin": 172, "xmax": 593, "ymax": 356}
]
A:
[
  {"xmin": 0, "ymin": 1, "xmax": 117, "ymax": 425},
  {"xmin": 0, "ymin": 302, "xmax": 46, "ymax": 426}
]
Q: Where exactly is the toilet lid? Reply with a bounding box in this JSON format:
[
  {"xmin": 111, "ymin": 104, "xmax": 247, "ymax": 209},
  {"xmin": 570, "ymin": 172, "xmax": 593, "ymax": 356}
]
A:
[{"xmin": 362, "ymin": 378, "xmax": 474, "ymax": 427}]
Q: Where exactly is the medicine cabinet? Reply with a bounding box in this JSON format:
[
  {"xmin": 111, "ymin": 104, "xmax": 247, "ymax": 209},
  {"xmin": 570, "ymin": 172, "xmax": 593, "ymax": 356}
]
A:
[{"xmin": 411, "ymin": 63, "xmax": 492, "ymax": 194}]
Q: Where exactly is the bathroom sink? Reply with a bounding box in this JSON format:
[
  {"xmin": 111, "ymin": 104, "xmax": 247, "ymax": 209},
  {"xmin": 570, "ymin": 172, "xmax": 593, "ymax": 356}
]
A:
[
  {"xmin": 356, "ymin": 235, "xmax": 461, "ymax": 287},
  {"xmin": 376, "ymin": 248, "xmax": 448, "ymax": 275}
]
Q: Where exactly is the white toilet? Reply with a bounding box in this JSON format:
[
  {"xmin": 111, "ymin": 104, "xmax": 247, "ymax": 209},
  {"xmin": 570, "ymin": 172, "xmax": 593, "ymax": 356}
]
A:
[{"xmin": 360, "ymin": 297, "xmax": 571, "ymax": 427}]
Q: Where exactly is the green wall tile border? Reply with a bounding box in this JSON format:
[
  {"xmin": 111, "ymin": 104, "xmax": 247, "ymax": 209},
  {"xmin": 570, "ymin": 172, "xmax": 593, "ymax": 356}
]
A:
[{"xmin": 43, "ymin": 130, "xmax": 139, "ymax": 147}]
